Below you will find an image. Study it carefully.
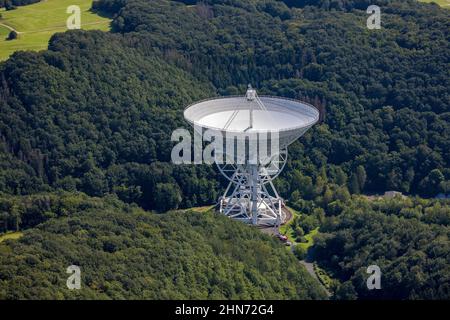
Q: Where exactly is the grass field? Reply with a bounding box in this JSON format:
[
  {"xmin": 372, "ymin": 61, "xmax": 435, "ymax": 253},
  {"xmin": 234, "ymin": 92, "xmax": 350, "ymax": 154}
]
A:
[
  {"xmin": 0, "ymin": 0, "xmax": 111, "ymax": 61},
  {"xmin": 419, "ymin": 0, "xmax": 450, "ymax": 7},
  {"xmin": 298, "ymin": 227, "xmax": 318, "ymax": 250},
  {"xmin": 190, "ymin": 205, "xmax": 215, "ymax": 213},
  {"xmin": 0, "ymin": 231, "xmax": 23, "ymax": 243},
  {"xmin": 279, "ymin": 207, "xmax": 319, "ymax": 250}
]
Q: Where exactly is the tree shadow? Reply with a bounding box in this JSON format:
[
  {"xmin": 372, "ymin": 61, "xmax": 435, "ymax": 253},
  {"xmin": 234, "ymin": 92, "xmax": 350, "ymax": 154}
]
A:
[{"xmin": 89, "ymin": 8, "xmax": 116, "ymax": 20}]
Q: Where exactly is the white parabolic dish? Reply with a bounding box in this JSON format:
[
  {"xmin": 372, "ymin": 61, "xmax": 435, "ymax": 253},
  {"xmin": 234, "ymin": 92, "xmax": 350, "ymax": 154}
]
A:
[
  {"xmin": 184, "ymin": 95, "xmax": 320, "ymax": 149},
  {"xmin": 183, "ymin": 88, "xmax": 320, "ymax": 226}
]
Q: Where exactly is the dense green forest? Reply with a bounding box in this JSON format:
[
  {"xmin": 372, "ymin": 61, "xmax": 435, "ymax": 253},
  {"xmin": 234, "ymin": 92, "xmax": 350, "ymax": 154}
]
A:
[
  {"xmin": 0, "ymin": 193, "xmax": 326, "ymax": 299},
  {"xmin": 0, "ymin": 0, "xmax": 39, "ymax": 8},
  {"xmin": 314, "ymin": 198, "xmax": 449, "ymax": 299},
  {"xmin": 0, "ymin": 0, "xmax": 449, "ymax": 299},
  {"xmin": 1, "ymin": 0, "xmax": 448, "ymax": 203},
  {"xmin": 284, "ymin": 188, "xmax": 449, "ymax": 299}
]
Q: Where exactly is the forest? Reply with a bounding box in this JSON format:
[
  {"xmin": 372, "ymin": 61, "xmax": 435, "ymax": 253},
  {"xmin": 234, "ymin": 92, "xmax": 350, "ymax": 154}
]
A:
[
  {"xmin": 0, "ymin": 193, "xmax": 326, "ymax": 299},
  {"xmin": 314, "ymin": 198, "xmax": 449, "ymax": 299},
  {"xmin": 0, "ymin": 0, "xmax": 449, "ymax": 299},
  {"xmin": 0, "ymin": 0, "xmax": 39, "ymax": 8},
  {"xmin": 285, "ymin": 188, "xmax": 449, "ymax": 299}
]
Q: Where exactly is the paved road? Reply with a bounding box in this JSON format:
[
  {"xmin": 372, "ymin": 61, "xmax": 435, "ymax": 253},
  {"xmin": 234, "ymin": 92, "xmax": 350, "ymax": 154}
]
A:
[
  {"xmin": 299, "ymin": 259, "xmax": 331, "ymax": 298},
  {"xmin": 258, "ymin": 206, "xmax": 332, "ymax": 298}
]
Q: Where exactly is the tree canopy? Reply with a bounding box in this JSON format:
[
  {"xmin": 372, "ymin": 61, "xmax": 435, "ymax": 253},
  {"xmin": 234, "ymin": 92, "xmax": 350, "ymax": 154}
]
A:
[
  {"xmin": 0, "ymin": 0, "xmax": 448, "ymax": 300},
  {"xmin": 0, "ymin": 193, "xmax": 326, "ymax": 299}
]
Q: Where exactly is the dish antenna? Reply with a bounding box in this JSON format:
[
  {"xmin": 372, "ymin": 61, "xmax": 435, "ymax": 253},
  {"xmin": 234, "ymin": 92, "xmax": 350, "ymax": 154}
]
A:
[{"xmin": 184, "ymin": 86, "xmax": 319, "ymax": 226}]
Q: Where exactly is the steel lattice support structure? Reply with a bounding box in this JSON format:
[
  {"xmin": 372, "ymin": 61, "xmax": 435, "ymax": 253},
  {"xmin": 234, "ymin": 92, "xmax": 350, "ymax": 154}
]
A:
[
  {"xmin": 217, "ymin": 149, "xmax": 288, "ymax": 226},
  {"xmin": 184, "ymin": 86, "xmax": 319, "ymax": 227}
]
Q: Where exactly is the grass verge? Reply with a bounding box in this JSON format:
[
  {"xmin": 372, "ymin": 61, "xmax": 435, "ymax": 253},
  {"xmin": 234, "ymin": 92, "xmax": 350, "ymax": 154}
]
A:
[{"xmin": 0, "ymin": 231, "xmax": 24, "ymax": 243}]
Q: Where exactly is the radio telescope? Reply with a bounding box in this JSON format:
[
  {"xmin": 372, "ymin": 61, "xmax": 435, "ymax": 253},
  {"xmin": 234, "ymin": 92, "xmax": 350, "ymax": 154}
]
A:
[{"xmin": 184, "ymin": 86, "xmax": 319, "ymax": 226}]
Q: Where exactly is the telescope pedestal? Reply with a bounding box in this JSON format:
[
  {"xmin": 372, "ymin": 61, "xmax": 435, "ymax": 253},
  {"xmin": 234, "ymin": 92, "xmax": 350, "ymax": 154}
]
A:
[
  {"xmin": 183, "ymin": 88, "xmax": 319, "ymax": 227},
  {"xmin": 218, "ymin": 157, "xmax": 287, "ymax": 227}
]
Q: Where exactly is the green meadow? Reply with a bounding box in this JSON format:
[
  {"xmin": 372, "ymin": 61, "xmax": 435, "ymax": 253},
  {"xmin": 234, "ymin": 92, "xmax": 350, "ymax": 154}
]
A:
[
  {"xmin": 0, "ymin": 0, "xmax": 111, "ymax": 61},
  {"xmin": 420, "ymin": 0, "xmax": 450, "ymax": 7},
  {"xmin": 0, "ymin": 231, "xmax": 23, "ymax": 243},
  {"xmin": 279, "ymin": 207, "xmax": 319, "ymax": 250}
]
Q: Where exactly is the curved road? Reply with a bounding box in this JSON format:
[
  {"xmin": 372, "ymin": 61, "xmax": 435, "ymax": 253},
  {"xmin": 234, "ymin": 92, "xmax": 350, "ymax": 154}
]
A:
[
  {"xmin": 299, "ymin": 259, "xmax": 331, "ymax": 298},
  {"xmin": 259, "ymin": 207, "xmax": 331, "ymax": 298}
]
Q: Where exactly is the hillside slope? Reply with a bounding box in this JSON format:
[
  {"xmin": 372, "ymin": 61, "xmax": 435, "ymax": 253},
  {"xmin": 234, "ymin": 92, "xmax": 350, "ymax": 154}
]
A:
[
  {"xmin": 0, "ymin": 0, "xmax": 448, "ymax": 207},
  {"xmin": 0, "ymin": 194, "xmax": 326, "ymax": 299},
  {"xmin": 0, "ymin": 0, "xmax": 111, "ymax": 61},
  {"xmin": 0, "ymin": 0, "xmax": 448, "ymax": 300}
]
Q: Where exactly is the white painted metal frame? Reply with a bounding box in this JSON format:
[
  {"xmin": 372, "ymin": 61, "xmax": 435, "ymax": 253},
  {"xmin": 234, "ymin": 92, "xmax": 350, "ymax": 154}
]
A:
[
  {"xmin": 217, "ymin": 149, "xmax": 288, "ymax": 226},
  {"xmin": 184, "ymin": 87, "xmax": 319, "ymax": 227}
]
